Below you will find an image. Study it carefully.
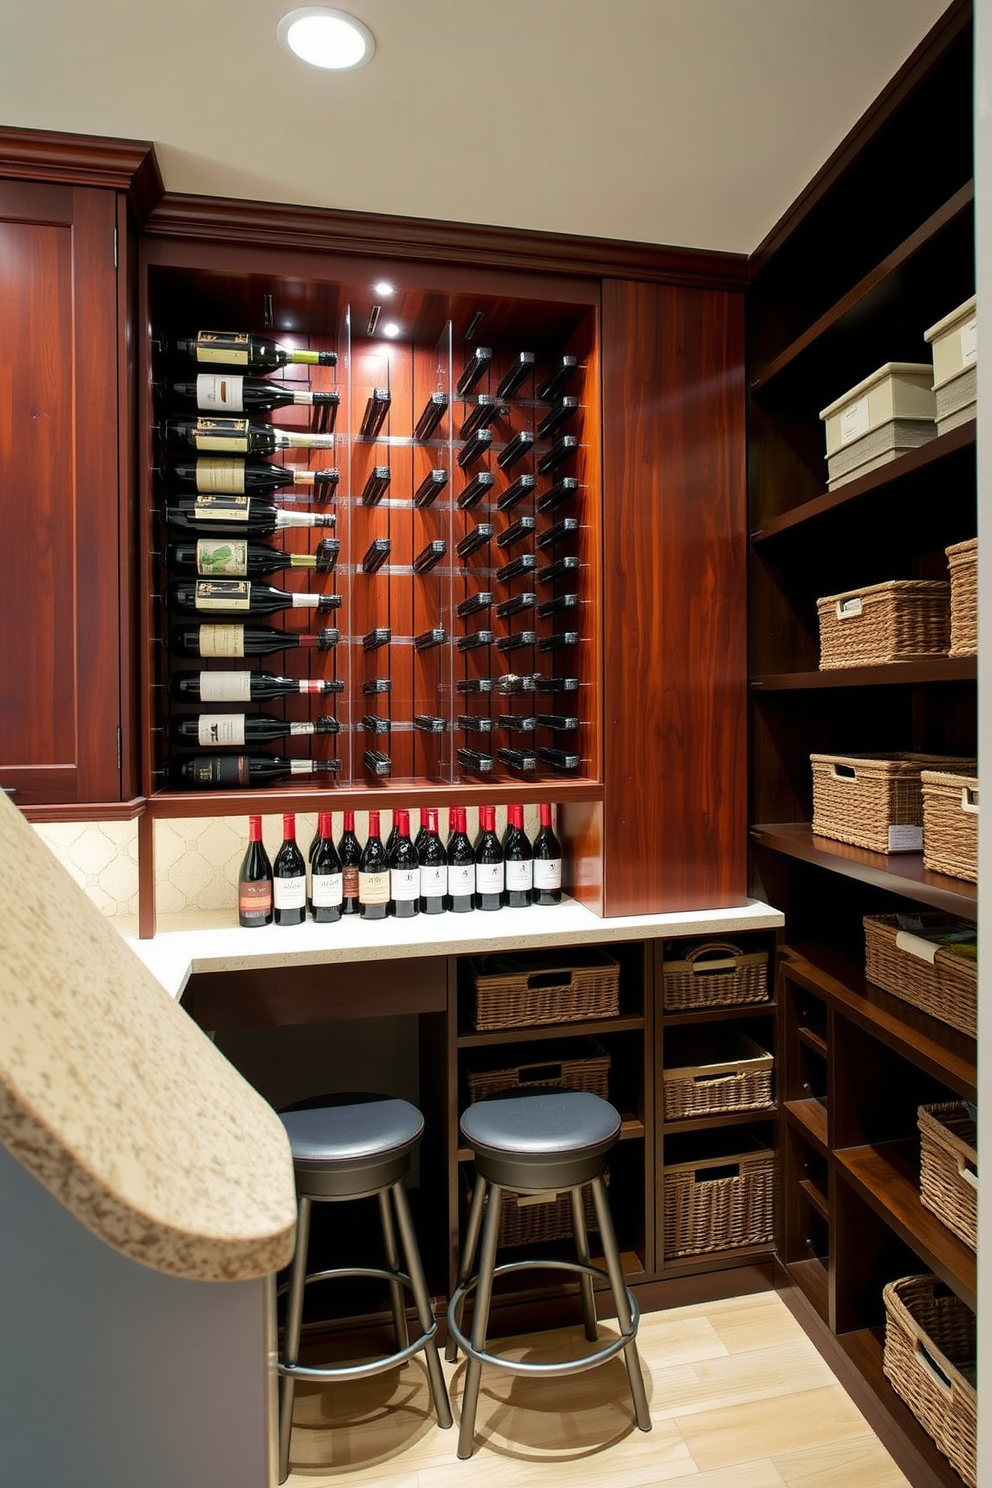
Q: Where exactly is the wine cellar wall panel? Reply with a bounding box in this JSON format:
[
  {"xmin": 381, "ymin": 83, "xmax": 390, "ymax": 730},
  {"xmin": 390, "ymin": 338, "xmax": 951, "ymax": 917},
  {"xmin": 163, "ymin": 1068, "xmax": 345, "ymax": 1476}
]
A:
[{"xmin": 600, "ymin": 279, "xmax": 748, "ymax": 915}]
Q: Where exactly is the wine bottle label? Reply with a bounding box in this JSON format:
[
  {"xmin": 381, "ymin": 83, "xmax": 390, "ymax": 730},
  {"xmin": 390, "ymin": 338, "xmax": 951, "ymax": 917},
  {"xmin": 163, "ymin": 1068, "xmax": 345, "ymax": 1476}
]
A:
[
  {"xmin": 342, "ymin": 865, "xmax": 359, "ymax": 899},
  {"xmin": 290, "ymin": 594, "xmax": 321, "ymax": 608},
  {"xmin": 420, "ymin": 865, "xmax": 446, "ymax": 896},
  {"xmin": 199, "ymin": 670, "xmax": 253, "ymax": 702},
  {"xmin": 195, "ymin": 459, "xmax": 246, "ymax": 494},
  {"xmin": 195, "ymin": 332, "xmax": 249, "ymax": 366},
  {"xmin": 505, "ymin": 859, "xmax": 534, "ymax": 892},
  {"xmin": 359, "ymin": 870, "xmax": 390, "ymax": 905},
  {"xmin": 197, "ymin": 713, "xmax": 246, "ymax": 747},
  {"xmin": 288, "ymin": 722, "xmax": 315, "ymax": 735},
  {"xmin": 273, "ymin": 874, "xmax": 306, "ymax": 910},
  {"xmin": 194, "ymin": 755, "xmax": 250, "ymax": 786},
  {"xmin": 292, "ymin": 349, "xmax": 321, "ymax": 365},
  {"xmin": 289, "ymin": 760, "xmax": 316, "ymax": 775},
  {"xmin": 533, "ymin": 858, "xmax": 562, "ymax": 890},
  {"xmin": 390, "ymin": 867, "xmax": 419, "ymax": 901},
  {"xmin": 311, "ymin": 871, "xmax": 343, "ymax": 908},
  {"xmin": 448, "ymin": 863, "xmax": 474, "ymax": 895},
  {"xmin": 191, "ymin": 418, "xmax": 251, "ymax": 452},
  {"xmin": 239, "ymin": 879, "xmax": 272, "ymax": 921},
  {"xmin": 196, "ymin": 538, "xmax": 248, "ymax": 575},
  {"xmin": 198, "ymin": 626, "xmax": 245, "ymax": 658},
  {"xmin": 193, "ymin": 493, "xmax": 250, "ymax": 522},
  {"xmin": 194, "ymin": 579, "xmax": 251, "ymax": 611},
  {"xmin": 196, "ymin": 373, "xmax": 244, "ymax": 411},
  {"xmin": 476, "ymin": 862, "xmax": 504, "ymax": 893}
]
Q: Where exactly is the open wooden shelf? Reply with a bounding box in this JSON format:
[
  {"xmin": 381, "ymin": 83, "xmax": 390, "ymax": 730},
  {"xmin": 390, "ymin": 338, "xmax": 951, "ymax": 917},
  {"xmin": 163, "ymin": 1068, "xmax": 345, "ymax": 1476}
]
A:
[
  {"xmin": 660, "ymin": 1002, "xmax": 775, "ymax": 1028},
  {"xmin": 457, "ymin": 1015, "xmax": 644, "ymax": 1049},
  {"xmin": 752, "ymin": 657, "xmax": 976, "ymax": 691},
  {"xmin": 661, "ymin": 1106, "xmax": 778, "ymax": 1137},
  {"xmin": 799, "ymin": 1177, "xmax": 830, "ymax": 1222},
  {"xmin": 784, "ymin": 1097, "xmax": 828, "ymax": 1152}
]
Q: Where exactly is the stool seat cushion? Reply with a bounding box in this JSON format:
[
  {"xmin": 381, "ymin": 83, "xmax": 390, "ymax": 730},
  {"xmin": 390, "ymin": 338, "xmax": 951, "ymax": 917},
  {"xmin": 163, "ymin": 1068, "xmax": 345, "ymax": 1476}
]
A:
[
  {"xmin": 279, "ymin": 1093, "xmax": 424, "ymax": 1172},
  {"xmin": 460, "ymin": 1089, "xmax": 620, "ymax": 1164}
]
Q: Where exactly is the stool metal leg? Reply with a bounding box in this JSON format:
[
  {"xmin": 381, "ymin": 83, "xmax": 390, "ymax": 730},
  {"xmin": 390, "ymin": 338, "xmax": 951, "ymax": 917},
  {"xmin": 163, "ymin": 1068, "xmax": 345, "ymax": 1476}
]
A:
[
  {"xmin": 378, "ymin": 1188, "xmax": 410, "ymax": 1351},
  {"xmin": 569, "ymin": 1186, "xmax": 599, "ymax": 1342},
  {"xmin": 446, "ymin": 1172, "xmax": 488, "ymax": 1363},
  {"xmin": 278, "ymin": 1194, "xmax": 312, "ymax": 1484},
  {"xmin": 457, "ymin": 1182, "xmax": 503, "ymax": 1459},
  {"xmin": 590, "ymin": 1175, "xmax": 651, "ymax": 1432},
  {"xmin": 390, "ymin": 1180, "xmax": 453, "ymax": 1430}
]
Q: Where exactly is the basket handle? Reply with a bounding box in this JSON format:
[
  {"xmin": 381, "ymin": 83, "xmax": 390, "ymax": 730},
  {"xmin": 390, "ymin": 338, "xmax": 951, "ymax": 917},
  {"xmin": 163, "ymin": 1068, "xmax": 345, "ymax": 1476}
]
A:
[
  {"xmin": 525, "ymin": 970, "xmax": 573, "ymax": 993},
  {"xmin": 686, "ymin": 942, "xmax": 745, "ymax": 974},
  {"xmin": 517, "ymin": 1063, "xmax": 564, "ymax": 1086},
  {"xmin": 914, "ymin": 1338, "xmax": 955, "ymax": 1398},
  {"xmin": 691, "ymin": 1071, "xmax": 742, "ymax": 1084},
  {"xmin": 831, "ymin": 762, "xmax": 858, "ymax": 781},
  {"xmin": 960, "ymin": 785, "xmax": 979, "ymax": 815},
  {"xmin": 695, "ymin": 1162, "xmax": 741, "ymax": 1183},
  {"xmin": 956, "ymin": 1153, "xmax": 979, "ymax": 1190}
]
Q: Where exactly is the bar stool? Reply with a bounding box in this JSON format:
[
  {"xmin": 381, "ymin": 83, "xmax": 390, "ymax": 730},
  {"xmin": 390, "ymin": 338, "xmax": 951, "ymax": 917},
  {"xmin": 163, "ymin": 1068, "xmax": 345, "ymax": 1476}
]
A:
[
  {"xmin": 276, "ymin": 1093, "xmax": 452, "ymax": 1483},
  {"xmin": 447, "ymin": 1087, "xmax": 651, "ymax": 1458}
]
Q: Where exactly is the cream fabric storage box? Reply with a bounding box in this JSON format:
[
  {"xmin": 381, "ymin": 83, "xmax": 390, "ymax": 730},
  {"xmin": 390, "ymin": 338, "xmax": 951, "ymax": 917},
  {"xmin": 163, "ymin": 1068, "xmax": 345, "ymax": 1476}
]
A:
[
  {"xmin": 924, "ymin": 296, "xmax": 977, "ymax": 435},
  {"xmin": 819, "ymin": 363, "xmax": 936, "ymax": 489}
]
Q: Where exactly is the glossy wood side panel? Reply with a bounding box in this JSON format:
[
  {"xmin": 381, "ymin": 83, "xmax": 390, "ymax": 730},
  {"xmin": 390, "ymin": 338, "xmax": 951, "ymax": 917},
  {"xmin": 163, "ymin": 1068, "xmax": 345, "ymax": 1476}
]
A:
[
  {"xmin": 600, "ymin": 280, "xmax": 748, "ymax": 914},
  {"xmin": 0, "ymin": 126, "xmax": 162, "ymax": 221},
  {"xmin": 0, "ymin": 183, "xmax": 124, "ymax": 807}
]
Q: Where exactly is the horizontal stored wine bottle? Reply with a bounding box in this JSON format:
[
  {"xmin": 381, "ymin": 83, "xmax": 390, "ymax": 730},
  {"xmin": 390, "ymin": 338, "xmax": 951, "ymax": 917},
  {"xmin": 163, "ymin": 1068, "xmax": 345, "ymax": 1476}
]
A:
[
  {"xmin": 163, "ymin": 458, "xmax": 339, "ymax": 497},
  {"xmin": 167, "ymin": 624, "xmax": 339, "ymax": 658},
  {"xmin": 170, "ymin": 375, "xmax": 340, "ymax": 414},
  {"xmin": 167, "ymin": 670, "xmax": 340, "ymax": 704},
  {"xmin": 165, "ymin": 537, "xmax": 339, "ymax": 578},
  {"xmin": 166, "ymin": 713, "xmax": 339, "ymax": 747},
  {"xmin": 165, "ymin": 579, "xmax": 340, "ymax": 616},
  {"xmin": 159, "ymin": 417, "xmax": 336, "ymax": 455},
  {"xmin": 169, "ymin": 754, "xmax": 341, "ymax": 788},
  {"xmin": 163, "ymin": 496, "xmax": 336, "ymax": 538},
  {"xmin": 174, "ymin": 331, "xmax": 337, "ymax": 372}
]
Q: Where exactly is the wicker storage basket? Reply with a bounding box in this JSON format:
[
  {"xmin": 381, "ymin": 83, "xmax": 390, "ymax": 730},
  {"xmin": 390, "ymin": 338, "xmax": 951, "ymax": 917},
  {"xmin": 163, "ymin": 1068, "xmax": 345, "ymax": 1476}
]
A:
[
  {"xmin": 469, "ymin": 949, "xmax": 620, "ymax": 1031},
  {"xmin": 662, "ymin": 941, "xmax": 770, "ymax": 1012},
  {"xmin": 464, "ymin": 1037, "xmax": 611, "ymax": 1104},
  {"xmin": 946, "ymin": 538, "xmax": 978, "ymax": 657},
  {"xmin": 921, "ymin": 768, "xmax": 979, "ymax": 882},
  {"xmin": 663, "ymin": 1143, "xmax": 775, "ymax": 1259},
  {"xmin": 883, "ymin": 1273, "xmax": 977, "ymax": 1488},
  {"xmin": 863, "ymin": 913, "xmax": 977, "ymax": 1037},
  {"xmin": 663, "ymin": 1030, "xmax": 774, "ymax": 1121},
  {"xmin": 460, "ymin": 1166, "xmax": 603, "ymax": 1249},
  {"xmin": 811, "ymin": 752, "xmax": 972, "ymax": 856},
  {"xmin": 816, "ymin": 580, "xmax": 950, "ymax": 669},
  {"xmin": 918, "ymin": 1103, "xmax": 977, "ymax": 1252}
]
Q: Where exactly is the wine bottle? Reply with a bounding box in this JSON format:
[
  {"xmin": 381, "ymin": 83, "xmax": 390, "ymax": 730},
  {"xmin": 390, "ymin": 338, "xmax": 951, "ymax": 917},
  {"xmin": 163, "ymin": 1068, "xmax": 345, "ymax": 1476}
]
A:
[
  {"xmin": 359, "ymin": 809, "xmax": 389, "ymax": 920},
  {"xmin": 175, "ymin": 331, "xmax": 337, "ymax": 372},
  {"xmin": 446, "ymin": 806, "xmax": 475, "ymax": 913},
  {"xmin": 238, "ymin": 815, "xmax": 273, "ymax": 928},
  {"xmin": 170, "ymin": 375, "xmax": 340, "ymax": 414},
  {"xmin": 418, "ymin": 807, "xmax": 447, "ymax": 914},
  {"xmin": 273, "ymin": 813, "xmax": 307, "ymax": 926},
  {"xmin": 163, "ymin": 496, "xmax": 336, "ymax": 538},
  {"xmin": 164, "ymin": 458, "xmax": 339, "ymax": 496},
  {"xmin": 167, "ymin": 713, "xmax": 338, "ymax": 747},
  {"xmin": 167, "ymin": 670, "xmax": 341, "ymax": 704},
  {"xmin": 310, "ymin": 811, "xmax": 343, "ymax": 923},
  {"xmin": 532, "ymin": 802, "xmax": 562, "ymax": 904},
  {"xmin": 388, "ymin": 808, "xmax": 420, "ymax": 919},
  {"xmin": 502, "ymin": 803, "xmax": 533, "ymax": 908},
  {"xmin": 168, "ymin": 624, "xmax": 339, "ymax": 659},
  {"xmin": 338, "ymin": 810, "xmax": 361, "ymax": 915},
  {"xmin": 170, "ymin": 754, "xmax": 341, "ymax": 788},
  {"xmin": 160, "ymin": 417, "xmax": 336, "ymax": 456},
  {"xmin": 474, "ymin": 804, "xmax": 504, "ymax": 911},
  {"xmin": 165, "ymin": 537, "xmax": 338, "ymax": 578},
  {"xmin": 166, "ymin": 579, "xmax": 340, "ymax": 617}
]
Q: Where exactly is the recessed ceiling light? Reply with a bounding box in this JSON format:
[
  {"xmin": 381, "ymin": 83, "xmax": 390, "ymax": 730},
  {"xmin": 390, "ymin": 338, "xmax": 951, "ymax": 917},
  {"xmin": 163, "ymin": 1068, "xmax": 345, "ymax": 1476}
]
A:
[
  {"xmin": 277, "ymin": 7, "xmax": 375, "ymax": 70},
  {"xmin": 374, "ymin": 281, "xmax": 395, "ymax": 297},
  {"xmin": 382, "ymin": 322, "xmax": 401, "ymax": 339}
]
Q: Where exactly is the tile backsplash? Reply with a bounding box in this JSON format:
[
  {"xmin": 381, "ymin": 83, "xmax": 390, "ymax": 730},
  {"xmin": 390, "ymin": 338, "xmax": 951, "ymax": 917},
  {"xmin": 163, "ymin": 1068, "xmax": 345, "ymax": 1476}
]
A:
[{"xmin": 34, "ymin": 805, "xmax": 548, "ymax": 919}]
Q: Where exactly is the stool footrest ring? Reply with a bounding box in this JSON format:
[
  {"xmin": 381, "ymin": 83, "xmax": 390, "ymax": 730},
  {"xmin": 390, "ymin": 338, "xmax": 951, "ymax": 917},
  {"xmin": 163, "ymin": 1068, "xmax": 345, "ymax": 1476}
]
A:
[
  {"xmin": 278, "ymin": 1265, "xmax": 436, "ymax": 1383},
  {"xmin": 447, "ymin": 1258, "xmax": 640, "ymax": 1378}
]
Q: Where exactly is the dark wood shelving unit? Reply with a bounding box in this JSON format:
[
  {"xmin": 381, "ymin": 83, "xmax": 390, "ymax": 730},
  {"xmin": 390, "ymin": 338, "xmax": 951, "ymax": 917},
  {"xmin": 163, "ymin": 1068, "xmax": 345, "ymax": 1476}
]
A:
[{"xmin": 749, "ymin": 5, "xmax": 977, "ymax": 1483}]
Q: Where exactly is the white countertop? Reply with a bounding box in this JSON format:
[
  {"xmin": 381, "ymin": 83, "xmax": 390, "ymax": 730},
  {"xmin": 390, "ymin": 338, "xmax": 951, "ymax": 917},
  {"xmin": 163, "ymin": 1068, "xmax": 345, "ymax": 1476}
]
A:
[{"xmin": 117, "ymin": 897, "xmax": 784, "ymax": 1000}]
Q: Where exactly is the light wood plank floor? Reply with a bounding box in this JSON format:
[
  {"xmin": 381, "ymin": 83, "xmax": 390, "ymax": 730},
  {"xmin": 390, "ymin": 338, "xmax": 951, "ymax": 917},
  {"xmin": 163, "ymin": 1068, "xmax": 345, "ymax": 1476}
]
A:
[{"xmin": 283, "ymin": 1291, "xmax": 912, "ymax": 1487}]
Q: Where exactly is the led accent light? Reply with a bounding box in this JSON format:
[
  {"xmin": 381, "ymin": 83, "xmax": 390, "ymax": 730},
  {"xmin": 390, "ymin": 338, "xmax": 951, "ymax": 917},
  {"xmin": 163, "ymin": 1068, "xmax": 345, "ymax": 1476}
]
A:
[
  {"xmin": 382, "ymin": 322, "xmax": 401, "ymax": 339},
  {"xmin": 373, "ymin": 281, "xmax": 395, "ymax": 296},
  {"xmin": 277, "ymin": 7, "xmax": 375, "ymax": 70}
]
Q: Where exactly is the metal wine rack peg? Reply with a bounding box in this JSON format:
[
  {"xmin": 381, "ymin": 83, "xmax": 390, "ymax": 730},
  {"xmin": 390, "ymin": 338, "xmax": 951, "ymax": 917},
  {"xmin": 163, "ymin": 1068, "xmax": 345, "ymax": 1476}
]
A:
[
  {"xmin": 538, "ymin": 593, "xmax": 580, "ymax": 619},
  {"xmin": 456, "ymin": 592, "xmax": 492, "ymax": 618},
  {"xmin": 496, "ymin": 473, "xmax": 536, "ymax": 511},
  {"xmin": 413, "ymin": 539, "xmax": 446, "ymax": 574},
  {"xmin": 413, "ymin": 714, "xmax": 447, "ymax": 733},
  {"xmin": 537, "ymin": 396, "xmax": 580, "ymax": 439},
  {"xmin": 496, "ymin": 553, "xmax": 537, "ymax": 585},
  {"xmin": 538, "ymin": 516, "xmax": 579, "ymax": 548},
  {"xmin": 538, "ymin": 746, "xmax": 581, "ymax": 770},
  {"xmin": 414, "ymin": 627, "xmax": 448, "ymax": 651},
  {"xmin": 537, "ymin": 436, "xmax": 579, "ymax": 475},
  {"xmin": 458, "ymin": 428, "xmax": 493, "ymax": 469},
  {"xmin": 362, "ymin": 626, "xmax": 391, "ymax": 651},
  {"xmin": 459, "ymin": 394, "xmax": 499, "ymax": 440},
  {"xmin": 497, "ymin": 430, "xmax": 535, "ymax": 471},
  {"xmin": 457, "ymin": 629, "xmax": 494, "ymax": 652},
  {"xmin": 363, "ymin": 749, "xmax": 392, "ymax": 776},
  {"xmin": 457, "ymin": 714, "xmax": 494, "ymax": 733},
  {"xmin": 534, "ymin": 674, "xmax": 579, "ymax": 692},
  {"xmin": 495, "ymin": 352, "xmax": 535, "ymax": 401},
  {"xmin": 539, "ymin": 631, "xmax": 580, "ymax": 651},
  {"xmin": 414, "ymin": 392, "xmax": 447, "ymax": 441},
  {"xmin": 457, "ymin": 746, "xmax": 494, "ymax": 773},
  {"xmin": 538, "ymin": 554, "xmax": 579, "ymax": 585},
  {"xmin": 315, "ymin": 537, "xmax": 341, "ymax": 570},
  {"xmin": 494, "ymin": 672, "xmax": 537, "ymax": 694},
  {"xmin": 495, "ymin": 592, "xmax": 535, "ymax": 619},
  {"xmin": 497, "ymin": 713, "xmax": 537, "ymax": 733},
  {"xmin": 538, "ymin": 476, "xmax": 580, "ymax": 514},
  {"xmin": 362, "ymin": 715, "xmax": 390, "ymax": 733},
  {"xmin": 496, "ymin": 631, "xmax": 537, "ymax": 653},
  {"xmin": 497, "ymin": 746, "xmax": 537, "ymax": 771},
  {"xmin": 537, "ymin": 355, "xmax": 579, "ymax": 402},
  {"xmin": 414, "ymin": 468, "xmax": 448, "ymax": 506},
  {"xmin": 457, "ymin": 471, "xmax": 494, "ymax": 509},
  {"xmin": 456, "ymin": 523, "xmax": 493, "ymax": 559},
  {"xmin": 537, "ymin": 713, "xmax": 579, "ymax": 731},
  {"xmin": 456, "ymin": 677, "xmax": 492, "ymax": 693},
  {"xmin": 361, "ymin": 537, "xmax": 391, "ymax": 573},
  {"xmin": 456, "ymin": 346, "xmax": 492, "ymax": 396},
  {"xmin": 497, "ymin": 516, "xmax": 536, "ymax": 550},
  {"xmin": 360, "ymin": 388, "xmax": 391, "ymax": 439},
  {"xmin": 362, "ymin": 677, "xmax": 391, "ymax": 694},
  {"xmin": 361, "ymin": 466, "xmax": 391, "ymax": 506}
]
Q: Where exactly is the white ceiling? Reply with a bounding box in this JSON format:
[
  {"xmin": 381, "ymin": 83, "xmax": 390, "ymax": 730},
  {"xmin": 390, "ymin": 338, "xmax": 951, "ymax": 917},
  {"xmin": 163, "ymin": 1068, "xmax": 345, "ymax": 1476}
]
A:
[{"xmin": 0, "ymin": 0, "xmax": 951, "ymax": 255}]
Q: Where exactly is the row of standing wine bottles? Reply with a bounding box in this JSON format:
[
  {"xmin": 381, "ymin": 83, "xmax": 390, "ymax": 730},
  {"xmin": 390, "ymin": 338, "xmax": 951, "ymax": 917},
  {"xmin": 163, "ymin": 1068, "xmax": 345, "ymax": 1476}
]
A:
[{"xmin": 239, "ymin": 803, "xmax": 563, "ymax": 926}]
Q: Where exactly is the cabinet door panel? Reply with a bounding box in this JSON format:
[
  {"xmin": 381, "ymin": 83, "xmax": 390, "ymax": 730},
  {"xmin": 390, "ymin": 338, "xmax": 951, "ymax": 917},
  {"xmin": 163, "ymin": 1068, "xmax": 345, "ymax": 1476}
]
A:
[{"xmin": 0, "ymin": 183, "xmax": 122, "ymax": 806}]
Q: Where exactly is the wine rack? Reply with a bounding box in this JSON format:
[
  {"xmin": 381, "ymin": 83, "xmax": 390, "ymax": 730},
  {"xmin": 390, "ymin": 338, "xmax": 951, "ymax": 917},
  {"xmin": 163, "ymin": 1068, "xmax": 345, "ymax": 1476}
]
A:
[{"xmin": 144, "ymin": 267, "xmax": 601, "ymax": 802}]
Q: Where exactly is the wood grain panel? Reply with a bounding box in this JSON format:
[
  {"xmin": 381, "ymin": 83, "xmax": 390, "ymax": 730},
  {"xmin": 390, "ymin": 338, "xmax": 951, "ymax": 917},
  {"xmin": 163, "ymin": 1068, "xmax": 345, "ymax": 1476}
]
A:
[
  {"xmin": 181, "ymin": 955, "xmax": 447, "ymax": 1031},
  {"xmin": 600, "ymin": 280, "xmax": 747, "ymax": 914}
]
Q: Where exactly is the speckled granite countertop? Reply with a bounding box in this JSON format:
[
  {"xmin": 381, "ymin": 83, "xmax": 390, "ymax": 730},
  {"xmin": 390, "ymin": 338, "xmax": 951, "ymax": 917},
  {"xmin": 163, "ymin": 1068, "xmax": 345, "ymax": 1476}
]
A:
[{"xmin": 0, "ymin": 794, "xmax": 296, "ymax": 1282}]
